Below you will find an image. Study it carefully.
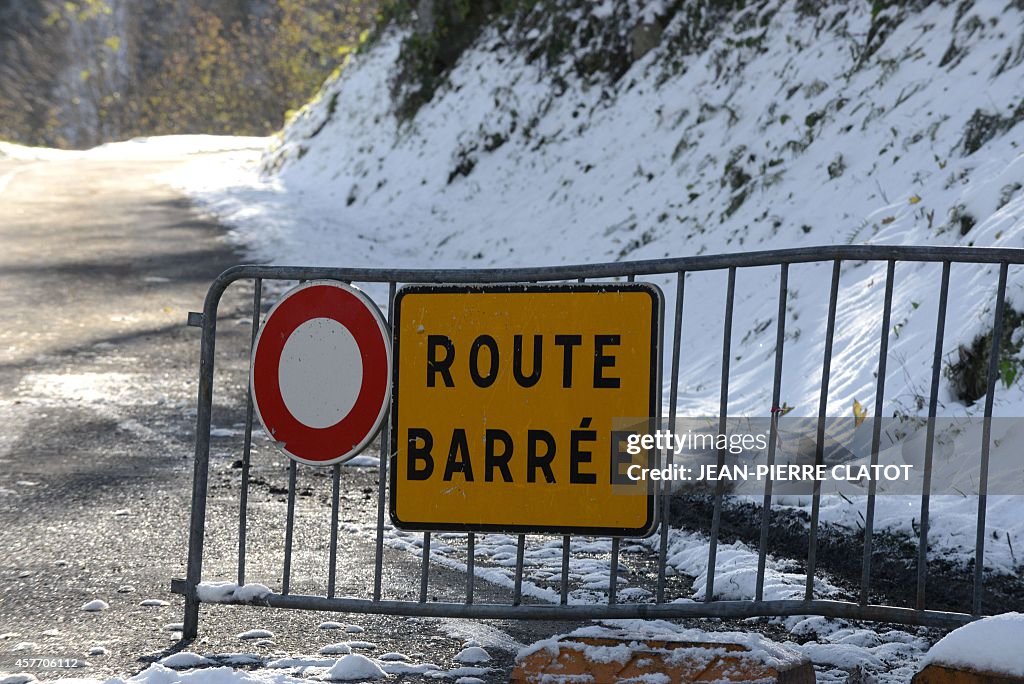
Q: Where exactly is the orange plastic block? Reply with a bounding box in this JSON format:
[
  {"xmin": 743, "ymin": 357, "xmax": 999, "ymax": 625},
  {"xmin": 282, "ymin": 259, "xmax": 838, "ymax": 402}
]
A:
[
  {"xmin": 510, "ymin": 636, "xmax": 815, "ymax": 683},
  {"xmin": 912, "ymin": 664, "xmax": 1024, "ymax": 683}
]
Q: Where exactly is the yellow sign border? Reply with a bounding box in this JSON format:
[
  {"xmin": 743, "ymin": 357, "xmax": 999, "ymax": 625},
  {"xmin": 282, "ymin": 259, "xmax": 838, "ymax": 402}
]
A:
[{"xmin": 388, "ymin": 282, "xmax": 663, "ymax": 536}]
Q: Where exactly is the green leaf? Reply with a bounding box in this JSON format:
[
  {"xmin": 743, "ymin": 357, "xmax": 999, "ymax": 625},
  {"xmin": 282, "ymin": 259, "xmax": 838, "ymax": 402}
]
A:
[{"xmin": 1000, "ymin": 357, "xmax": 1018, "ymax": 389}]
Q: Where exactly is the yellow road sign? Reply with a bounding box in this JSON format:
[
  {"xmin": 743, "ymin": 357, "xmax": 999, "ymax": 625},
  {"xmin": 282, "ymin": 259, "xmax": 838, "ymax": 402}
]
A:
[{"xmin": 389, "ymin": 283, "xmax": 662, "ymax": 536}]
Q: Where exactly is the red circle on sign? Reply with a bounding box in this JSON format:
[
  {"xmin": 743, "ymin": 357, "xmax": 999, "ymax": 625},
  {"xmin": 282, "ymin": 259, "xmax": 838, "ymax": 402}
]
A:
[{"xmin": 250, "ymin": 281, "xmax": 391, "ymax": 466}]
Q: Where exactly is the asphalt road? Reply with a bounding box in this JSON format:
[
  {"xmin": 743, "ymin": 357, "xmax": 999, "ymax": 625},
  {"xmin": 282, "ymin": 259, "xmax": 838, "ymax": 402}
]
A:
[{"xmin": 0, "ymin": 150, "xmax": 582, "ymax": 681}]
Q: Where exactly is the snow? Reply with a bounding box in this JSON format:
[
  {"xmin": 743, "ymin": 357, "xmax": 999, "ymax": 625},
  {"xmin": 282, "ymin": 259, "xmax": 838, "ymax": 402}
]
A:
[
  {"xmin": 319, "ymin": 654, "xmax": 386, "ymax": 681},
  {"xmin": 453, "ymin": 647, "xmax": 491, "ymax": 664},
  {"xmin": 140, "ymin": 599, "xmax": 170, "ymax": 607},
  {"xmin": 125, "ymin": 664, "xmax": 307, "ymax": 684},
  {"xmin": 425, "ymin": 666, "xmax": 492, "ymax": 679},
  {"xmin": 343, "ymin": 641, "xmax": 376, "ymax": 651},
  {"xmin": 197, "ymin": 581, "xmax": 241, "ymax": 602},
  {"xmin": 81, "ymin": 600, "xmax": 109, "ymax": 612},
  {"xmin": 921, "ymin": 612, "xmax": 1024, "ymax": 676},
  {"xmin": 377, "ymin": 653, "xmax": 410, "ymax": 662},
  {"xmin": 11, "ymin": 370, "xmax": 172, "ymax": 444},
  {"xmin": 435, "ymin": 622, "xmax": 524, "ymax": 657},
  {"xmin": 265, "ymin": 656, "xmax": 336, "ymax": 669},
  {"xmin": 796, "ymin": 642, "xmax": 884, "ymax": 671},
  {"xmin": 0, "ymin": 136, "xmax": 267, "ymax": 162},
  {"xmin": 318, "ymin": 644, "xmax": 351, "ymax": 656},
  {"xmin": 88, "ymin": 646, "xmax": 108, "ymax": 656},
  {"xmin": 159, "ymin": 653, "xmax": 214, "ymax": 668},
  {"xmin": 384, "ymin": 530, "xmax": 561, "ymax": 604},
  {"xmin": 233, "ymin": 584, "xmax": 273, "ymax": 602},
  {"xmin": 236, "ymin": 629, "xmax": 273, "ymax": 640},
  {"xmin": 0, "ymin": 676, "xmax": 36, "ymax": 684},
  {"xmin": 520, "ymin": 622, "xmax": 805, "ymax": 672},
  {"xmin": 318, "ymin": 622, "xmax": 344, "ymax": 631},
  {"xmin": 343, "ymin": 455, "xmax": 379, "ymax": 467},
  {"xmin": 378, "ymin": 661, "xmax": 442, "ymax": 676},
  {"xmin": 208, "ymin": 654, "xmax": 263, "ymax": 667},
  {"xmin": 661, "ymin": 528, "xmax": 840, "ymax": 602},
  {"xmin": 196, "ymin": 582, "xmax": 271, "ymax": 603},
  {"xmin": 384, "ymin": 523, "xmax": 830, "ymax": 610}
]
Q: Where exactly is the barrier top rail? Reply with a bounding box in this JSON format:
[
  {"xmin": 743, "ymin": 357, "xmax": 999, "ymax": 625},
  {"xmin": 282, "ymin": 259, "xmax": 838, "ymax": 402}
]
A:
[{"xmin": 204, "ymin": 245, "xmax": 1024, "ymax": 296}]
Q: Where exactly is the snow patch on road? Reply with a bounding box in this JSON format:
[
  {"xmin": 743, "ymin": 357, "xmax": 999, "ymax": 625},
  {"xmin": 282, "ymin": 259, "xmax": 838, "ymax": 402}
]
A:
[
  {"xmin": 453, "ymin": 647, "xmax": 490, "ymax": 664},
  {"xmin": 317, "ymin": 644, "xmax": 351, "ymax": 656},
  {"xmin": 0, "ymin": 675, "xmax": 37, "ymax": 684},
  {"xmin": 319, "ymin": 654, "xmax": 385, "ymax": 681},
  {"xmin": 317, "ymin": 622, "xmax": 343, "ymax": 631},
  {"xmin": 236, "ymin": 629, "xmax": 273, "ymax": 640},
  {"xmin": 160, "ymin": 653, "xmax": 214, "ymax": 669},
  {"xmin": 435, "ymin": 621, "xmax": 524, "ymax": 653}
]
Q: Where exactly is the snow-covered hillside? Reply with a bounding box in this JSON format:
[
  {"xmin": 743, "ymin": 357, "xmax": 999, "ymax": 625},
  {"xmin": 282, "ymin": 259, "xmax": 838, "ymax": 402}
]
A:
[
  {"xmin": 185, "ymin": 0, "xmax": 1024, "ymax": 419},
  {"xmin": 174, "ymin": 0, "xmax": 1024, "ymax": 575}
]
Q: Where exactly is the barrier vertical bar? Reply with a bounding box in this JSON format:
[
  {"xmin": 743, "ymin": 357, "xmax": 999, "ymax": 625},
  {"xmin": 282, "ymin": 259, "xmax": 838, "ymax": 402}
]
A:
[
  {"xmin": 916, "ymin": 262, "xmax": 950, "ymax": 610},
  {"xmin": 559, "ymin": 275, "xmax": 588, "ymax": 607},
  {"xmin": 608, "ymin": 537, "xmax": 620, "ymax": 605},
  {"xmin": 373, "ymin": 282, "xmax": 397, "ymax": 601},
  {"xmin": 706, "ymin": 267, "xmax": 736, "ymax": 602},
  {"xmin": 756, "ymin": 264, "xmax": 788, "ymax": 601},
  {"xmin": 282, "ymin": 459, "xmax": 298, "ymax": 595},
  {"xmin": 327, "ymin": 463, "xmax": 341, "ymax": 597},
  {"xmin": 466, "ymin": 533, "xmax": 475, "ymax": 605},
  {"xmin": 656, "ymin": 272, "xmax": 685, "ymax": 604},
  {"xmin": 182, "ymin": 276, "xmax": 227, "ymax": 639},
  {"xmin": 859, "ymin": 260, "xmax": 895, "ymax": 604},
  {"xmin": 805, "ymin": 260, "xmax": 842, "ymax": 600},
  {"xmin": 513, "ymin": 534, "xmax": 526, "ymax": 606},
  {"xmin": 238, "ymin": 277, "xmax": 262, "ymax": 586},
  {"xmin": 285, "ymin": 272, "xmax": 305, "ymax": 662},
  {"xmin": 420, "ymin": 532, "xmax": 431, "ymax": 602},
  {"xmin": 974, "ymin": 263, "xmax": 1008, "ymax": 615},
  {"xmin": 560, "ymin": 537, "xmax": 570, "ymax": 605}
]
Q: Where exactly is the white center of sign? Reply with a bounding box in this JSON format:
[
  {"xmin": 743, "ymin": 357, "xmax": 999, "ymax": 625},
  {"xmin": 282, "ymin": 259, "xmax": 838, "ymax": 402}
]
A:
[{"xmin": 278, "ymin": 317, "xmax": 363, "ymax": 429}]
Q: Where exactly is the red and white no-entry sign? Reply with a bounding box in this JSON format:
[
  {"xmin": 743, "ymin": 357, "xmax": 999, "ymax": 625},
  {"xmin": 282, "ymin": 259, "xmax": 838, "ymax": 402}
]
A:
[{"xmin": 250, "ymin": 281, "xmax": 391, "ymax": 466}]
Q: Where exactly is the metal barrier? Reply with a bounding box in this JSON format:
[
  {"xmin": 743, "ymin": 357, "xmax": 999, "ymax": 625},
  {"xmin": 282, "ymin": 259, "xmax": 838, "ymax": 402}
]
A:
[{"xmin": 172, "ymin": 245, "xmax": 1024, "ymax": 638}]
